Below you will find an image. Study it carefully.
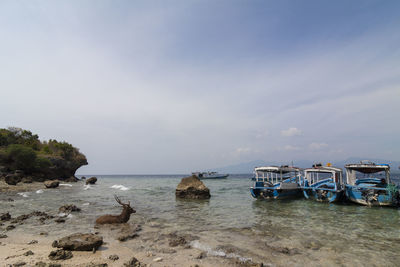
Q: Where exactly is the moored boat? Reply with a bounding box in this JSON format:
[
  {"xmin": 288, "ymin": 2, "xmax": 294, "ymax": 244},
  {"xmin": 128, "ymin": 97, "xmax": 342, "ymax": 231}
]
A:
[
  {"xmin": 301, "ymin": 163, "xmax": 344, "ymax": 203},
  {"xmin": 192, "ymin": 171, "xmax": 229, "ymax": 179},
  {"xmin": 345, "ymin": 161, "xmax": 400, "ymax": 207},
  {"xmin": 250, "ymin": 165, "xmax": 302, "ymax": 199}
]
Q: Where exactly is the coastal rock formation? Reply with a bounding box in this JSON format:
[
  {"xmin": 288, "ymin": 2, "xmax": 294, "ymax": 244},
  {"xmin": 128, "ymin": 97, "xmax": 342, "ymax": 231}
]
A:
[
  {"xmin": 44, "ymin": 180, "xmax": 59, "ymax": 188},
  {"xmin": 53, "ymin": 233, "xmax": 103, "ymax": 251},
  {"xmin": 175, "ymin": 175, "xmax": 211, "ymax": 199},
  {"xmin": 86, "ymin": 177, "xmax": 97, "ymax": 185},
  {"xmin": 0, "ymin": 127, "xmax": 88, "ymax": 183}
]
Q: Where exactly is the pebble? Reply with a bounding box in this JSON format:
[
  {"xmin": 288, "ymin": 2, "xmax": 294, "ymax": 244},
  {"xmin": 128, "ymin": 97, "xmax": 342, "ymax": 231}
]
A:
[
  {"xmin": 28, "ymin": 240, "xmax": 38, "ymax": 245},
  {"xmin": 153, "ymin": 257, "xmax": 163, "ymax": 262},
  {"xmin": 23, "ymin": 250, "xmax": 34, "ymax": 256}
]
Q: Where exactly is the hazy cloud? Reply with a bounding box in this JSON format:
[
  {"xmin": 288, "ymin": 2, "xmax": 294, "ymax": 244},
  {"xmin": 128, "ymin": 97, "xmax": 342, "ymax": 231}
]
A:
[
  {"xmin": 309, "ymin": 143, "xmax": 329, "ymax": 151},
  {"xmin": 281, "ymin": 128, "xmax": 302, "ymax": 137}
]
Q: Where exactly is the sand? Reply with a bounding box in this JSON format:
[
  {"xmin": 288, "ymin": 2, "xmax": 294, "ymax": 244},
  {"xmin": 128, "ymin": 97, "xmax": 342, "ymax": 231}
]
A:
[{"xmin": 0, "ymin": 181, "xmax": 262, "ymax": 267}]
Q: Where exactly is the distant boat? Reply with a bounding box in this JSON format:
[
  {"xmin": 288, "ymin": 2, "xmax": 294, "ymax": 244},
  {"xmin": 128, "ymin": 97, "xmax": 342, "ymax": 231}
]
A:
[
  {"xmin": 250, "ymin": 165, "xmax": 303, "ymax": 199},
  {"xmin": 345, "ymin": 161, "xmax": 400, "ymax": 207},
  {"xmin": 192, "ymin": 171, "xmax": 229, "ymax": 179},
  {"xmin": 301, "ymin": 163, "xmax": 345, "ymax": 203}
]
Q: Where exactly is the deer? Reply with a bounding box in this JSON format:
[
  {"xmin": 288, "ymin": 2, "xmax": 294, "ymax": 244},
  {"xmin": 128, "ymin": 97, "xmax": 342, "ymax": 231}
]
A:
[{"xmin": 95, "ymin": 195, "xmax": 136, "ymax": 224}]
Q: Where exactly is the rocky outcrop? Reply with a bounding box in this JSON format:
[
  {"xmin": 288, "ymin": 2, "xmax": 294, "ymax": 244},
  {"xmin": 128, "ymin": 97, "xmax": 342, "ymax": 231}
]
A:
[
  {"xmin": 44, "ymin": 180, "xmax": 59, "ymax": 188},
  {"xmin": 175, "ymin": 175, "xmax": 211, "ymax": 199},
  {"xmin": 86, "ymin": 177, "xmax": 97, "ymax": 185},
  {"xmin": 52, "ymin": 233, "xmax": 103, "ymax": 251}
]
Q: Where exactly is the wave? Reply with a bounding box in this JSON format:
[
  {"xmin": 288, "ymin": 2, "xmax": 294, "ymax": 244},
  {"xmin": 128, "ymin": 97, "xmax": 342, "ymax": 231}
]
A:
[
  {"xmin": 83, "ymin": 185, "xmax": 92, "ymax": 190},
  {"xmin": 111, "ymin": 184, "xmax": 130, "ymax": 191},
  {"xmin": 17, "ymin": 192, "xmax": 29, "ymax": 198},
  {"xmin": 59, "ymin": 183, "xmax": 73, "ymax": 187},
  {"xmin": 36, "ymin": 189, "xmax": 44, "ymax": 194},
  {"xmin": 189, "ymin": 240, "xmax": 251, "ymax": 262}
]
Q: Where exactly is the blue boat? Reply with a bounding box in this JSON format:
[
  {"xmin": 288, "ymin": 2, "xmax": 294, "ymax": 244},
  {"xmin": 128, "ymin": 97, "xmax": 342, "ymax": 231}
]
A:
[
  {"xmin": 192, "ymin": 171, "xmax": 229, "ymax": 179},
  {"xmin": 302, "ymin": 164, "xmax": 344, "ymax": 203},
  {"xmin": 250, "ymin": 166, "xmax": 302, "ymax": 199},
  {"xmin": 345, "ymin": 161, "xmax": 400, "ymax": 207}
]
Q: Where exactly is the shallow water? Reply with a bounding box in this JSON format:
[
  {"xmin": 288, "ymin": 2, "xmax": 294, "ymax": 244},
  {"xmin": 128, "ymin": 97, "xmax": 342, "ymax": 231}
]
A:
[{"xmin": 1, "ymin": 174, "xmax": 400, "ymax": 266}]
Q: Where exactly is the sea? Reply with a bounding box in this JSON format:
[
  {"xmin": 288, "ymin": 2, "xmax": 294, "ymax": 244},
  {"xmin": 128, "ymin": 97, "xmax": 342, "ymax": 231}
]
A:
[{"xmin": 2, "ymin": 173, "xmax": 400, "ymax": 266}]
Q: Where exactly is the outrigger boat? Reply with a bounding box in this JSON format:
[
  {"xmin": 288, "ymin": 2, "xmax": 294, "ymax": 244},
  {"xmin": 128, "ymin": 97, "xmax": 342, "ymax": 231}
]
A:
[
  {"xmin": 301, "ymin": 164, "xmax": 344, "ymax": 203},
  {"xmin": 192, "ymin": 171, "xmax": 229, "ymax": 179},
  {"xmin": 345, "ymin": 161, "xmax": 400, "ymax": 207},
  {"xmin": 250, "ymin": 166, "xmax": 302, "ymax": 199}
]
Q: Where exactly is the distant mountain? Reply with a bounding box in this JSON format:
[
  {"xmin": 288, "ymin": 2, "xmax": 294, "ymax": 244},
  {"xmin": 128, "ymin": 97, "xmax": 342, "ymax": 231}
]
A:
[{"xmin": 212, "ymin": 157, "xmax": 400, "ymax": 174}]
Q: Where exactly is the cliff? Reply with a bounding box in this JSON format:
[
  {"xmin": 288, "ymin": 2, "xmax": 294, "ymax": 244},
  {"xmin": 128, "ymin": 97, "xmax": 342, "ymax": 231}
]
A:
[{"xmin": 0, "ymin": 127, "xmax": 87, "ymax": 183}]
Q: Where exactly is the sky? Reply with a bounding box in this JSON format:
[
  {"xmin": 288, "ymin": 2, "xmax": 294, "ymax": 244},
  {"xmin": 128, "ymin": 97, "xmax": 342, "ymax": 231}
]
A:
[{"xmin": 1, "ymin": 0, "xmax": 400, "ymax": 174}]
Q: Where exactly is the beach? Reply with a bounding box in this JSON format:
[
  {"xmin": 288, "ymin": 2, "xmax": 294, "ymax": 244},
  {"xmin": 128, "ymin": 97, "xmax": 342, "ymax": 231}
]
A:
[{"xmin": 1, "ymin": 175, "xmax": 400, "ymax": 266}]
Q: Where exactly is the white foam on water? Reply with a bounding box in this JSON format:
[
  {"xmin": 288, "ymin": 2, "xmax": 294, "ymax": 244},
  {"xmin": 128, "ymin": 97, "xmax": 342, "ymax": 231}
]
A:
[
  {"xmin": 58, "ymin": 212, "xmax": 67, "ymax": 217},
  {"xmin": 59, "ymin": 183, "xmax": 72, "ymax": 187},
  {"xmin": 111, "ymin": 184, "xmax": 129, "ymax": 191},
  {"xmin": 83, "ymin": 185, "xmax": 92, "ymax": 190},
  {"xmin": 17, "ymin": 192, "xmax": 29, "ymax": 198},
  {"xmin": 67, "ymin": 214, "xmax": 73, "ymax": 218},
  {"xmin": 82, "ymin": 203, "xmax": 90, "ymax": 206},
  {"xmin": 190, "ymin": 240, "xmax": 251, "ymax": 262},
  {"xmin": 36, "ymin": 189, "xmax": 44, "ymax": 194}
]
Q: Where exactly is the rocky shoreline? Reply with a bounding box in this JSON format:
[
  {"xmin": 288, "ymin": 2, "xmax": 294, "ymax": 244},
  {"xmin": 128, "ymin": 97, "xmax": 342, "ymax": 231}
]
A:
[{"xmin": 1, "ymin": 179, "xmax": 266, "ymax": 267}]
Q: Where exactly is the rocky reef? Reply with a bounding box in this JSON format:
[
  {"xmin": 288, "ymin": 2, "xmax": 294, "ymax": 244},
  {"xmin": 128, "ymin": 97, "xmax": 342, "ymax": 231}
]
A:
[{"xmin": 0, "ymin": 127, "xmax": 87, "ymax": 184}]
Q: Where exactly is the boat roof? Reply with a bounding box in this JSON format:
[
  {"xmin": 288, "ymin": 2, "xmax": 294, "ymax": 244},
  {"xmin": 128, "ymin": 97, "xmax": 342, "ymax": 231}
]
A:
[
  {"xmin": 345, "ymin": 163, "xmax": 389, "ymax": 173},
  {"xmin": 254, "ymin": 166, "xmax": 300, "ymax": 173},
  {"xmin": 304, "ymin": 166, "xmax": 342, "ymax": 173}
]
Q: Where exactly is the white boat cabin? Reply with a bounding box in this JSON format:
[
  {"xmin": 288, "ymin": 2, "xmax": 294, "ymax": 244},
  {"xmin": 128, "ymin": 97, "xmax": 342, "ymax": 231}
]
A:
[
  {"xmin": 345, "ymin": 161, "xmax": 390, "ymax": 186},
  {"xmin": 254, "ymin": 166, "xmax": 301, "ymax": 185},
  {"xmin": 303, "ymin": 165, "xmax": 343, "ymax": 186}
]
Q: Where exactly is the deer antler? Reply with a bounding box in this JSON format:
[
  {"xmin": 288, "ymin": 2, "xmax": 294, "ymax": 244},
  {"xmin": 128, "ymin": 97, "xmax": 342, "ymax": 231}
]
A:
[{"xmin": 114, "ymin": 195, "xmax": 125, "ymax": 206}]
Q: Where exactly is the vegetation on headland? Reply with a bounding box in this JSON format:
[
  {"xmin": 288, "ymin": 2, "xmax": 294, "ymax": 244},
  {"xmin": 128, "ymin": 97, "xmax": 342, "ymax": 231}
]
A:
[{"xmin": 0, "ymin": 127, "xmax": 87, "ymax": 181}]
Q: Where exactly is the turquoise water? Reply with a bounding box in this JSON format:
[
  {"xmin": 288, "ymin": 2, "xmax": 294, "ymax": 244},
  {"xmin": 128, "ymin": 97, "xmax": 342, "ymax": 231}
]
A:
[{"xmin": 1, "ymin": 174, "xmax": 400, "ymax": 266}]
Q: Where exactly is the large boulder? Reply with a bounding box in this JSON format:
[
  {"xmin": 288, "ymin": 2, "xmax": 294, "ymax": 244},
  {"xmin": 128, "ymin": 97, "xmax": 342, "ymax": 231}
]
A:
[
  {"xmin": 86, "ymin": 177, "xmax": 97, "ymax": 185},
  {"xmin": 53, "ymin": 233, "xmax": 103, "ymax": 251},
  {"xmin": 44, "ymin": 180, "xmax": 59, "ymax": 188},
  {"xmin": 175, "ymin": 175, "xmax": 211, "ymax": 199}
]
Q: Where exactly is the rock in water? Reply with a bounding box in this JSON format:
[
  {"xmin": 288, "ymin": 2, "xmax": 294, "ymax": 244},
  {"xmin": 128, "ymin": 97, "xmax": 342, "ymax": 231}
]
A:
[
  {"xmin": 53, "ymin": 233, "xmax": 103, "ymax": 251},
  {"xmin": 86, "ymin": 177, "xmax": 97, "ymax": 185},
  {"xmin": 175, "ymin": 175, "xmax": 211, "ymax": 199},
  {"xmin": 59, "ymin": 204, "xmax": 81, "ymax": 213},
  {"xmin": 44, "ymin": 180, "xmax": 59, "ymax": 188}
]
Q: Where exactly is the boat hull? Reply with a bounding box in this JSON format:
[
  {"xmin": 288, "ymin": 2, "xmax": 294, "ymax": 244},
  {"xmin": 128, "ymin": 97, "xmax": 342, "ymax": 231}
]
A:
[
  {"xmin": 250, "ymin": 187, "xmax": 302, "ymax": 200},
  {"xmin": 345, "ymin": 186, "xmax": 398, "ymax": 207},
  {"xmin": 303, "ymin": 188, "xmax": 344, "ymax": 203}
]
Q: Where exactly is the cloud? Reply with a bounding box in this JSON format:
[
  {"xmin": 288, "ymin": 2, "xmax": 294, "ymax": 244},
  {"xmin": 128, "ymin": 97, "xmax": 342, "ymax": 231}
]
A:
[
  {"xmin": 281, "ymin": 127, "xmax": 302, "ymax": 137},
  {"xmin": 282, "ymin": 145, "xmax": 301, "ymax": 151},
  {"xmin": 309, "ymin": 143, "xmax": 329, "ymax": 150}
]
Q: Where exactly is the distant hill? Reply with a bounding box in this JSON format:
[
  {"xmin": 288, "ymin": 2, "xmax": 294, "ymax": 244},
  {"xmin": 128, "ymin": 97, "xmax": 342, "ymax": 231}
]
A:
[{"xmin": 212, "ymin": 157, "xmax": 400, "ymax": 174}]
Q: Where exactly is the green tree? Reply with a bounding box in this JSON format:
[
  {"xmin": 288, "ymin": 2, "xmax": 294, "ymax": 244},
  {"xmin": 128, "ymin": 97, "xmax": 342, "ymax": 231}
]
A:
[{"xmin": 6, "ymin": 144, "xmax": 37, "ymax": 173}]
